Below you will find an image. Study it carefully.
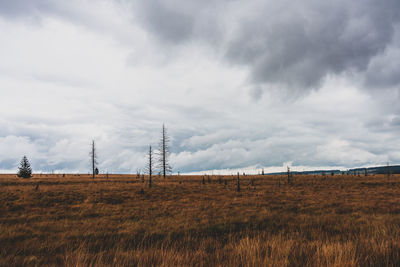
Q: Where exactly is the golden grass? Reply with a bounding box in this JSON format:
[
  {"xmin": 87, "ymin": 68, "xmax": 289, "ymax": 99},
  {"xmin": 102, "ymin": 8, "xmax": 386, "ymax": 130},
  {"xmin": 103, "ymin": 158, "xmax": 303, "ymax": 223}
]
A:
[{"xmin": 1, "ymin": 173, "xmax": 400, "ymax": 266}]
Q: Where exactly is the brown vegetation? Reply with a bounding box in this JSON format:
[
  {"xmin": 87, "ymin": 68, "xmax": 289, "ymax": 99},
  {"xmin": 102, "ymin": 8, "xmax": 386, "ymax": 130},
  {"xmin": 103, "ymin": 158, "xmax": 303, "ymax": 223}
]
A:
[{"xmin": 1, "ymin": 173, "xmax": 400, "ymax": 266}]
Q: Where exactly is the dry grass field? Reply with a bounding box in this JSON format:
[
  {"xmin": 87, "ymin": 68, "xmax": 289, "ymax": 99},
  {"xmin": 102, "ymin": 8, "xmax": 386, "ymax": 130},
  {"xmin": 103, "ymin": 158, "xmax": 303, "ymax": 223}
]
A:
[{"xmin": 1, "ymin": 173, "xmax": 400, "ymax": 266}]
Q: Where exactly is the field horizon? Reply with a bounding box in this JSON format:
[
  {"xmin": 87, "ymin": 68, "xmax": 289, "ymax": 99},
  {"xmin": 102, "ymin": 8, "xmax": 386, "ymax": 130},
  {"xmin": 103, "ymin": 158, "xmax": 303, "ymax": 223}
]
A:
[{"xmin": 1, "ymin": 173, "xmax": 400, "ymax": 266}]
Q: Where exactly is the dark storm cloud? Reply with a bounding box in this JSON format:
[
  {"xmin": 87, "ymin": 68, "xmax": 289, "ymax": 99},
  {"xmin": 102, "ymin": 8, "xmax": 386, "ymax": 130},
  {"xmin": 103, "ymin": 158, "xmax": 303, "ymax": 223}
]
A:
[
  {"xmin": 131, "ymin": 0, "xmax": 400, "ymax": 92},
  {"xmin": 3, "ymin": 0, "xmax": 399, "ymax": 92},
  {"xmin": 363, "ymin": 27, "xmax": 400, "ymax": 89}
]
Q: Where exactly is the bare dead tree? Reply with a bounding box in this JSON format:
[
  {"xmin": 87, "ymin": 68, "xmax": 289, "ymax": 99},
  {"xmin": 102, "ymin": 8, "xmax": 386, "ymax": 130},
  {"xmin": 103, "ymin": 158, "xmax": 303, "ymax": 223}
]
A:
[
  {"xmin": 89, "ymin": 140, "xmax": 98, "ymax": 180},
  {"xmin": 387, "ymin": 162, "xmax": 391, "ymax": 178},
  {"xmin": 145, "ymin": 145, "xmax": 154, "ymax": 188},
  {"xmin": 158, "ymin": 124, "xmax": 172, "ymax": 178},
  {"xmin": 287, "ymin": 166, "xmax": 292, "ymax": 184},
  {"xmin": 237, "ymin": 172, "xmax": 240, "ymax": 192}
]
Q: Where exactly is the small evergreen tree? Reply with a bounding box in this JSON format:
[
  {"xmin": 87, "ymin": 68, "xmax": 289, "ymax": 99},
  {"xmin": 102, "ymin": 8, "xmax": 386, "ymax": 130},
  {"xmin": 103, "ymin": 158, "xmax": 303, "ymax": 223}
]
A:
[{"xmin": 17, "ymin": 155, "xmax": 32, "ymax": 178}]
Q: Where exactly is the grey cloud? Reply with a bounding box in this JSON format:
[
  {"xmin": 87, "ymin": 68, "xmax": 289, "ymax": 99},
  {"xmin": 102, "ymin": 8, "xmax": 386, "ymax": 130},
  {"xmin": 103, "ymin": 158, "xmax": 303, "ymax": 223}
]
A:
[
  {"xmin": 134, "ymin": 0, "xmax": 194, "ymax": 43},
  {"xmin": 391, "ymin": 116, "xmax": 400, "ymax": 127},
  {"xmin": 130, "ymin": 0, "xmax": 400, "ymax": 93},
  {"xmin": 0, "ymin": 0, "xmax": 135, "ymax": 45},
  {"xmin": 363, "ymin": 26, "xmax": 400, "ymax": 89},
  {"xmin": 4, "ymin": 0, "xmax": 400, "ymax": 92},
  {"xmin": 249, "ymin": 86, "xmax": 263, "ymax": 101},
  {"xmin": 0, "ymin": 0, "xmax": 52, "ymax": 18},
  {"xmin": 132, "ymin": 0, "xmax": 225, "ymax": 44}
]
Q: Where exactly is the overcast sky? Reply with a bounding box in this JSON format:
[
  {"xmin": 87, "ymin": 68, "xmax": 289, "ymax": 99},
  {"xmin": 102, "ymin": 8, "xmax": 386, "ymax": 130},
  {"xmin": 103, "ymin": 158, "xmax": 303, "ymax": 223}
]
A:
[{"xmin": 1, "ymin": 0, "xmax": 400, "ymax": 174}]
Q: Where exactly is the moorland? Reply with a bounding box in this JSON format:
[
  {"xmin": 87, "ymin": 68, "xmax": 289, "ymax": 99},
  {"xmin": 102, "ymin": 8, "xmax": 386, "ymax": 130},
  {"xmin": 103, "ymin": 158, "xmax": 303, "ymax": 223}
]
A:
[{"xmin": 1, "ymin": 173, "xmax": 400, "ymax": 266}]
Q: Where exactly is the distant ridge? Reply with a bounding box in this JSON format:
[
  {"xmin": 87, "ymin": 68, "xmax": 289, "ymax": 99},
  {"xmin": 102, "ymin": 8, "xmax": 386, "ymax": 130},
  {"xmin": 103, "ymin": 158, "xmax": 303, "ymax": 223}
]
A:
[
  {"xmin": 349, "ymin": 165, "xmax": 400, "ymax": 175},
  {"xmin": 266, "ymin": 165, "xmax": 400, "ymax": 175}
]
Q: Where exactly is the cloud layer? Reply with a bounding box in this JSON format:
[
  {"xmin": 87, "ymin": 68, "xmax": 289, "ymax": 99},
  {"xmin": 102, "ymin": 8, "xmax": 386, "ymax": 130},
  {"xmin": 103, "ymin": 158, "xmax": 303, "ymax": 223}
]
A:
[
  {"xmin": 0, "ymin": 0, "xmax": 399, "ymax": 173},
  {"xmin": 132, "ymin": 0, "xmax": 400, "ymax": 93}
]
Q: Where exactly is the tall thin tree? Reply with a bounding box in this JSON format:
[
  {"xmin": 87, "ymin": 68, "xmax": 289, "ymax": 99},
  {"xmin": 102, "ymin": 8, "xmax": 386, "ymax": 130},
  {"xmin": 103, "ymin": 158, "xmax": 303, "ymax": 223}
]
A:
[
  {"xmin": 158, "ymin": 124, "xmax": 172, "ymax": 178},
  {"xmin": 287, "ymin": 166, "xmax": 292, "ymax": 184},
  {"xmin": 145, "ymin": 145, "xmax": 154, "ymax": 188},
  {"xmin": 236, "ymin": 172, "xmax": 240, "ymax": 192},
  {"xmin": 90, "ymin": 140, "xmax": 98, "ymax": 180},
  {"xmin": 387, "ymin": 162, "xmax": 391, "ymax": 178}
]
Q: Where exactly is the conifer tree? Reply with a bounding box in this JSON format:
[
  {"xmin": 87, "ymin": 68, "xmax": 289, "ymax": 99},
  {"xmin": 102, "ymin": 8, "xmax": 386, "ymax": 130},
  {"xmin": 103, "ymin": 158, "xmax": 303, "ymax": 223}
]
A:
[{"xmin": 17, "ymin": 155, "xmax": 32, "ymax": 178}]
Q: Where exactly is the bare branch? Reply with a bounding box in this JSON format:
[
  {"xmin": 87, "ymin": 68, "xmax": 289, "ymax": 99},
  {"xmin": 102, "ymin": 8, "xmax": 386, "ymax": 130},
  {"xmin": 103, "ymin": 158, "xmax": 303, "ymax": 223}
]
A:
[
  {"xmin": 157, "ymin": 124, "xmax": 172, "ymax": 178},
  {"xmin": 90, "ymin": 140, "xmax": 98, "ymax": 179}
]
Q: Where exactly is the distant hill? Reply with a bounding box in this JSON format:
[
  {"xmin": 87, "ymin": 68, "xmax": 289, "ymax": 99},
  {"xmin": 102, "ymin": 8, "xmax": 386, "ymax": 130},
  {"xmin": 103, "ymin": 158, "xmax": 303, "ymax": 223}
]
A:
[
  {"xmin": 349, "ymin": 165, "xmax": 400, "ymax": 175},
  {"xmin": 266, "ymin": 165, "xmax": 400, "ymax": 175},
  {"xmin": 266, "ymin": 169, "xmax": 341, "ymax": 176}
]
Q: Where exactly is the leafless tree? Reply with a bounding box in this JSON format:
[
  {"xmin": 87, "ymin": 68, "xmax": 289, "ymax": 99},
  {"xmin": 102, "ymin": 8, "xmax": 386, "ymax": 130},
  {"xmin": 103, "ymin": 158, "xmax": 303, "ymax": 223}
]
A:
[
  {"xmin": 387, "ymin": 162, "xmax": 391, "ymax": 178},
  {"xmin": 287, "ymin": 166, "xmax": 292, "ymax": 184},
  {"xmin": 236, "ymin": 172, "xmax": 240, "ymax": 192},
  {"xmin": 90, "ymin": 140, "xmax": 98, "ymax": 180},
  {"xmin": 158, "ymin": 124, "xmax": 172, "ymax": 178},
  {"xmin": 145, "ymin": 145, "xmax": 154, "ymax": 188}
]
